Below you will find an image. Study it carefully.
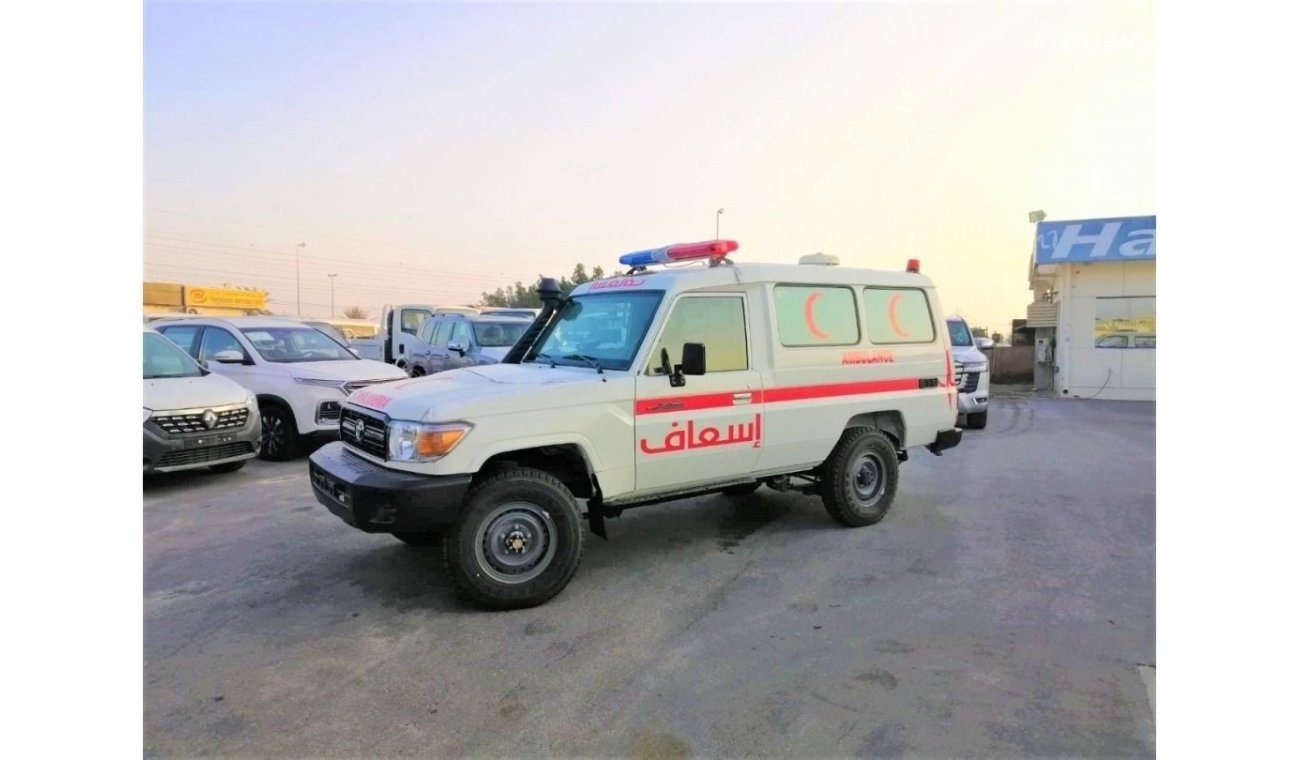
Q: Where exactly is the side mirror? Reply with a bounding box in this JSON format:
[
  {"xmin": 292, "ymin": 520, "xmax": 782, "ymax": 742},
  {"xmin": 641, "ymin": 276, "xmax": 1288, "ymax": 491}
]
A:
[
  {"xmin": 212, "ymin": 350, "xmax": 247, "ymax": 364},
  {"xmin": 681, "ymin": 342, "xmax": 706, "ymax": 375},
  {"xmin": 448, "ymin": 341, "xmax": 466, "ymax": 356},
  {"xmin": 975, "ymin": 337, "xmax": 994, "ymax": 350}
]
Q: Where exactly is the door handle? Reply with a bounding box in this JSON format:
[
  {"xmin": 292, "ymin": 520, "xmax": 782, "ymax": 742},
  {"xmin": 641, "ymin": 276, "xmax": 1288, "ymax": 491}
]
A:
[{"xmin": 732, "ymin": 392, "xmax": 753, "ymax": 404}]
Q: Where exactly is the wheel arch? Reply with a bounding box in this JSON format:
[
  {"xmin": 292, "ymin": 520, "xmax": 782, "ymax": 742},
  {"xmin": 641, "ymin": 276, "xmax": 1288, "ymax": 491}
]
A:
[
  {"xmin": 475, "ymin": 442, "xmax": 598, "ymax": 499},
  {"xmin": 844, "ymin": 410, "xmax": 905, "ymax": 449}
]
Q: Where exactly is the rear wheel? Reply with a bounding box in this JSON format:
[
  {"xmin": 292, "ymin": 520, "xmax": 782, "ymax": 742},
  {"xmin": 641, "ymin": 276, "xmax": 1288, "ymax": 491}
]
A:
[
  {"xmin": 409, "ymin": 365, "xmax": 426, "ymax": 377},
  {"xmin": 259, "ymin": 402, "xmax": 301, "ymax": 461},
  {"xmin": 966, "ymin": 410, "xmax": 988, "ymax": 429},
  {"xmin": 208, "ymin": 460, "xmax": 247, "ymax": 474},
  {"xmin": 443, "ymin": 468, "xmax": 585, "ymax": 610},
  {"xmin": 819, "ymin": 428, "xmax": 899, "ymax": 527}
]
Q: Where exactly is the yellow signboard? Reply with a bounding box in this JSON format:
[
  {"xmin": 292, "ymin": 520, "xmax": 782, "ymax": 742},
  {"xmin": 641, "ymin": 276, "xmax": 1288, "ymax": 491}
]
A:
[{"xmin": 183, "ymin": 286, "xmax": 266, "ymax": 310}]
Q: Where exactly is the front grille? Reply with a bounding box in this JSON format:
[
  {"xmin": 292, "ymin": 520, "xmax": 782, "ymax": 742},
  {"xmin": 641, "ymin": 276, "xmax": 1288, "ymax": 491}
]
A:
[
  {"xmin": 340, "ymin": 407, "xmax": 388, "ymax": 458},
  {"xmin": 157, "ymin": 441, "xmax": 254, "ymax": 468},
  {"xmin": 960, "ymin": 371, "xmax": 981, "ymax": 393},
  {"xmin": 153, "ymin": 407, "xmax": 250, "ymax": 435}
]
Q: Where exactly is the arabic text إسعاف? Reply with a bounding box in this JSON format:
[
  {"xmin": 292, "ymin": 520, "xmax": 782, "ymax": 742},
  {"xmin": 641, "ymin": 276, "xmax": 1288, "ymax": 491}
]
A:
[{"xmin": 639, "ymin": 414, "xmax": 762, "ymax": 455}]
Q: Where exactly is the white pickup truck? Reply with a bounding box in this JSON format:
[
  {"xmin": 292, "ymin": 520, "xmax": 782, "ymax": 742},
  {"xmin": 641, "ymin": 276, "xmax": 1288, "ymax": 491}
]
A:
[{"xmin": 350, "ymin": 304, "xmax": 479, "ymax": 370}]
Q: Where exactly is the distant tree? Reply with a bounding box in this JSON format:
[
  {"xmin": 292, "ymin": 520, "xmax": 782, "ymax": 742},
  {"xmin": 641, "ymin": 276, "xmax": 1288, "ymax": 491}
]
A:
[
  {"xmin": 343, "ymin": 305, "xmax": 368, "ymax": 319},
  {"xmin": 971, "ymin": 326, "xmax": 989, "ymax": 338},
  {"xmin": 480, "ymin": 264, "xmax": 605, "ymax": 307},
  {"xmin": 991, "ymin": 331, "xmax": 1005, "ymax": 345}
]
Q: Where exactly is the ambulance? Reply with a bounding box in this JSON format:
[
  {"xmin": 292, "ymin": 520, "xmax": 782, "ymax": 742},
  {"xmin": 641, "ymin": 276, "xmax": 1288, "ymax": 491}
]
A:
[{"xmin": 309, "ymin": 240, "xmax": 963, "ymax": 609}]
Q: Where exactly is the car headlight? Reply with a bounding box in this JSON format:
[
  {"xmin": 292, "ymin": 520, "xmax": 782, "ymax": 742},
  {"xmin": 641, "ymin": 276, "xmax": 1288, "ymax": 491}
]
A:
[
  {"xmin": 964, "ymin": 361, "xmax": 989, "ymax": 373},
  {"xmin": 142, "ymin": 408, "xmax": 152, "ymax": 424},
  {"xmin": 293, "ymin": 378, "xmax": 345, "ymax": 392},
  {"xmin": 244, "ymin": 392, "xmax": 258, "ymax": 407},
  {"xmin": 387, "ymin": 421, "xmax": 472, "ymax": 462}
]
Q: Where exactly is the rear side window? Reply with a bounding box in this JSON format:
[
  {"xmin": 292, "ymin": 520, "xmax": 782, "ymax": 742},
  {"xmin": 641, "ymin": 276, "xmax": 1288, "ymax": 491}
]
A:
[
  {"xmin": 774, "ymin": 285, "xmax": 860, "ymax": 346},
  {"xmin": 862, "ymin": 288, "xmax": 936, "ymax": 344}
]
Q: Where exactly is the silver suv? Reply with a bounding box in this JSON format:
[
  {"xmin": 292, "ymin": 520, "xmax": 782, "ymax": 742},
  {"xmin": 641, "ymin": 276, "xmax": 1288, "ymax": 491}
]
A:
[
  {"xmin": 408, "ymin": 314, "xmax": 532, "ymax": 376},
  {"xmin": 946, "ymin": 316, "xmax": 990, "ymax": 429}
]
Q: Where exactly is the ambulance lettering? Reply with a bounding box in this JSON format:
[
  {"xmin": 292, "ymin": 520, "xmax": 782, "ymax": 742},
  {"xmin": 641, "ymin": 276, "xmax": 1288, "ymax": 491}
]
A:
[
  {"xmin": 589, "ymin": 277, "xmax": 646, "ymax": 290},
  {"xmin": 841, "ymin": 349, "xmax": 896, "ymax": 365},
  {"xmin": 640, "ymin": 414, "xmax": 762, "ymax": 454}
]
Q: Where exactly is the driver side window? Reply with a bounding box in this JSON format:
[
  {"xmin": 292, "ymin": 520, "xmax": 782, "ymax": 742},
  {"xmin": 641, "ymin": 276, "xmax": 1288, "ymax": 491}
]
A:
[{"xmin": 648, "ymin": 295, "xmax": 748, "ymax": 374}]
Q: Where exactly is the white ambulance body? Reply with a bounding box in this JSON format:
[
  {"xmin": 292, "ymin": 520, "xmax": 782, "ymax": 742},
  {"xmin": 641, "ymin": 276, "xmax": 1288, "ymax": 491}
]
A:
[{"xmin": 309, "ymin": 241, "xmax": 963, "ymax": 609}]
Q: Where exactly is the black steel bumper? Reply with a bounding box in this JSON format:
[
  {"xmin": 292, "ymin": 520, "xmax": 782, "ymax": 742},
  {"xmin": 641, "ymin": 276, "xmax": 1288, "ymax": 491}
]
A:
[
  {"xmin": 927, "ymin": 428, "xmax": 963, "ymax": 455},
  {"xmin": 308, "ymin": 442, "xmax": 474, "ymax": 534}
]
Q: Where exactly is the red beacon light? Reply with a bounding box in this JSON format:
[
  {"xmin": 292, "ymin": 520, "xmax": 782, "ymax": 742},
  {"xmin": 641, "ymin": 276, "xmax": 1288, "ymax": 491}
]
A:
[
  {"xmin": 906, "ymin": 258, "xmax": 921, "ymax": 273},
  {"xmin": 619, "ymin": 239, "xmax": 739, "ymax": 268}
]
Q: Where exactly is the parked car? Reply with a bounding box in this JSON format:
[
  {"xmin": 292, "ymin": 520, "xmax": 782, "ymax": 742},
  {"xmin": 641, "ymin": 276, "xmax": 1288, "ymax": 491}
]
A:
[
  {"xmin": 946, "ymin": 316, "xmax": 990, "ymax": 429},
  {"xmin": 348, "ymin": 304, "xmax": 477, "ymax": 369},
  {"xmin": 143, "ymin": 327, "xmax": 261, "ymax": 474},
  {"xmin": 151, "ymin": 316, "xmax": 408, "ymax": 460},
  {"xmin": 480, "ymin": 307, "xmax": 541, "ymax": 320},
  {"xmin": 408, "ymin": 314, "xmax": 532, "ymax": 376}
]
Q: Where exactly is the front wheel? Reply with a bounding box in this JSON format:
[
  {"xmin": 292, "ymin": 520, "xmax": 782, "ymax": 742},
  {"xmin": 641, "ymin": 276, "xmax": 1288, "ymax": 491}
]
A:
[
  {"xmin": 443, "ymin": 468, "xmax": 585, "ymax": 610},
  {"xmin": 819, "ymin": 428, "xmax": 899, "ymax": 527},
  {"xmin": 259, "ymin": 402, "xmax": 301, "ymax": 461},
  {"xmin": 409, "ymin": 365, "xmax": 426, "ymax": 377}
]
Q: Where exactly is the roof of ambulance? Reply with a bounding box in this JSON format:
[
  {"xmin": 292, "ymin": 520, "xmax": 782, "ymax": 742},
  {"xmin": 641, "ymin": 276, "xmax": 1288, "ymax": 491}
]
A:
[{"xmin": 570, "ymin": 260, "xmax": 935, "ymax": 294}]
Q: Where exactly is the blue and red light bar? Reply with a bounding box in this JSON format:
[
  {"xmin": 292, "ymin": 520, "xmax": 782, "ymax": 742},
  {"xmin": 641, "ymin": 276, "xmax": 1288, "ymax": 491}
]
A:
[{"xmin": 618, "ymin": 239, "xmax": 739, "ymax": 268}]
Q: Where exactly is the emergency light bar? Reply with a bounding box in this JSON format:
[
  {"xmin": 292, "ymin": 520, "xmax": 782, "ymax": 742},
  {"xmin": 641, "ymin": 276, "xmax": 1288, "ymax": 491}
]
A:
[{"xmin": 618, "ymin": 239, "xmax": 739, "ymax": 268}]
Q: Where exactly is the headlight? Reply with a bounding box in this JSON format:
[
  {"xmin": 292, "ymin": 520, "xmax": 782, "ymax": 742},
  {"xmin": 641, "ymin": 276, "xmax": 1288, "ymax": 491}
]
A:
[
  {"xmin": 964, "ymin": 361, "xmax": 989, "ymax": 373},
  {"xmin": 293, "ymin": 378, "xmax": 345, "ymax": 392},
  {"xmin": 244, "ymin": 392, "xmax": 258, "ymax": 407},
  {"xmin": 387, "ymin": 421, "xmax": 472, "ymax": 462},
  {"xmin": 142, "ymin": 408, "xmax": 152, "ymax": 424}
]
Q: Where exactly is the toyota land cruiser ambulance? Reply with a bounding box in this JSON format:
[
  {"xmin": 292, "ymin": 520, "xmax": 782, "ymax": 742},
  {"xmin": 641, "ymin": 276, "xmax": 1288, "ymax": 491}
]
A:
[{"xmin": 309, "ymin": 240, "xmax": 963, "ymax": 609}]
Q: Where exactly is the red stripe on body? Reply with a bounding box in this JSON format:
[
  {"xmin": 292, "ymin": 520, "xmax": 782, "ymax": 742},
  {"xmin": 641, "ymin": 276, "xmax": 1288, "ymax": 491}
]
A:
[{"xmin": 635, "ymin": 378, "xmax": 921, "ymax": 416}]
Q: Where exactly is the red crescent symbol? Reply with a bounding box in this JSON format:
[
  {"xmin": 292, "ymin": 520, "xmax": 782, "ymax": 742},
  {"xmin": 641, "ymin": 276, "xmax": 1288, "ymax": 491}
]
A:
[
  {"xmin": 887, "ymin": 294, "xmax": 911, "ymax": 338},
  {"xmin": 804, "ymin": 292, "xmax": 830, "ymax": 340}
]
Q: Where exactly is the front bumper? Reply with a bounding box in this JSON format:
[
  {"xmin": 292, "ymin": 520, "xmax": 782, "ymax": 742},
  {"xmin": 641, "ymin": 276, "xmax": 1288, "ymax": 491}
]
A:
[
  {"xmin": 143, "ymin": 414, "xmax": 261, "ymax": 473},
  {"xmin": 957, "ymin": 392, "xmax": 988, "ymax": 414},
  {"xmin": 309, "ymin": 442, "xmax": 474, "ymax": 534}
]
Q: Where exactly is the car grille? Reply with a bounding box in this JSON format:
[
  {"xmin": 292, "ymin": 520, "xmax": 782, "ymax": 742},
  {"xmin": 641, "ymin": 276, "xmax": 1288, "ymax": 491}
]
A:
[
  {"xmin": 153, "ymin": 407, "xmax": 250, "ymax": 435},
  {"xmin": 340, "ymin": 407, "xmax": 388, "ymax": 458},
  {"xmin": 960, "ymin": 371, "xmax": 981, "ymax": 393},
  {"xmin": 157, "ymin": 441, "xmax": 254, "ymax": 468}
]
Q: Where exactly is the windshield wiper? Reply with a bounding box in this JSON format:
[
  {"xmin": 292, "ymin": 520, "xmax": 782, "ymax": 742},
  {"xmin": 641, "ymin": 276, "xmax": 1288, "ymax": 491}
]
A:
[
  {"xmin": 564, "ymin": 354, "xmax": 604, "ymax": 374},
  {"xmin": 532, "ymin": 352, "xmax": 557, "ymax": 368}
]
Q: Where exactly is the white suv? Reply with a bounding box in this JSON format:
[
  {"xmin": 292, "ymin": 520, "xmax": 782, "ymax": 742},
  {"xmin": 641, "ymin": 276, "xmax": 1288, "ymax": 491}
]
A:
[
  {"xmin": 152, "ymin": 317, "xmax": 407, "ymax": 460},
  {"xmin": 945, "ymin": 316, "xmax": 990, "ymax": 429},
  {"xmin": 308, "ymin": 240, "xmax": 964, "ymax": 609}
]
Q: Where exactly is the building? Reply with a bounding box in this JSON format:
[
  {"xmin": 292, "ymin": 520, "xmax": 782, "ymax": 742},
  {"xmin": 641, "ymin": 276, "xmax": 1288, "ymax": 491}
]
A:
[
  {"xmin": 143, "ymin": 282, "xmax": 270, "ymax": 317},
  {"xmin": 1025, "ymin": 215, "xmax": 1155, "ymax": 401}
]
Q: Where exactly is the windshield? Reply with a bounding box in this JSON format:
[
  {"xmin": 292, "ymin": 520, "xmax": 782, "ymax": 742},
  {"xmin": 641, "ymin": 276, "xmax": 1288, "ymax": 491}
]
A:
[
  {"xmin": 474, "ymin": 321, "xmax": 529, "ymax": 348},
  {"xmin": 527, "ymin": 291, "xmax": 664, "ymax": 371},
  {"xmin": 240, "ymin": 327, "xmax": 358, "ymax": 363},
  {"xmin": 307, "ymin": 322, "xmax": 349, "ymax": 344},
  {"xmin": 144, "ymin": 332, "xmax": 205, "ymax": 379},
  {"xmin": 947, "ymin": 319, "xmax": 974, "ymax": 347}
]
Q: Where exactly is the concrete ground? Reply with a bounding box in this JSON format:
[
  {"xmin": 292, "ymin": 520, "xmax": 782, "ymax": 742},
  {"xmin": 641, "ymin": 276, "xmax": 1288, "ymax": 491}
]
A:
[{"xmin": 144, "ymin": 397, "xmax": 1155, "ymax": 757}]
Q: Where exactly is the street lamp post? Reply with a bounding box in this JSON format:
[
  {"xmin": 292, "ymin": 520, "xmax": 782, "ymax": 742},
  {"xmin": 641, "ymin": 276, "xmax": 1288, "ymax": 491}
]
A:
[
  {"xmin": 295, "ymin": 242, "xmax": 306, "ymax": 316},
  {"xmin": 715, "ymin": 208, "xmax": 724, "ymax": 240},
  {"xmin": 328, "ymin": 273, "xmax": 337, "ymax": 317}
]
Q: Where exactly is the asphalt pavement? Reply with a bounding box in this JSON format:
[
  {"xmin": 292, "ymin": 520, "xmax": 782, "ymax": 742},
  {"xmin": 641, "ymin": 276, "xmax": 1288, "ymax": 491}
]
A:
[{"xmin": 144, "ymin": 397, "xmax": 1156, "ymax": 757}]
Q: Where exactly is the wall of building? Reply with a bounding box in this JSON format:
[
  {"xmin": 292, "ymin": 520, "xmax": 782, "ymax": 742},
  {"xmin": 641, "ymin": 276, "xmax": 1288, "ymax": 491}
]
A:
[
  {"xmin": 1057, "ymin": 260, "xmax": 1156, "ymax": 401},
  {"xmin": 989, "ymin": 346, "xmax": 1035, "ymax": 383}
]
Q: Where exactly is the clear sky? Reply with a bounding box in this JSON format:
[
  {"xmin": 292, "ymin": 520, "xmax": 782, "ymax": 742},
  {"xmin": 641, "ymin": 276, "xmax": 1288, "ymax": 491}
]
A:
[{"xmin": 144, "ymin": 0, "xmax": 1153, "ymax": 333}]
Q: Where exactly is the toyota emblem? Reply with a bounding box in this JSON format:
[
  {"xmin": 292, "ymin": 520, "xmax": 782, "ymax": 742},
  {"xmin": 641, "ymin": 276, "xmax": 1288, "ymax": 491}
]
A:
[
  {"xmin": 201, "ymin": 410, "xmax": 218, "ymax": 429},
  {"xmin": 354, "ymin": 419, "xmax": 365, "ymax": 441}
]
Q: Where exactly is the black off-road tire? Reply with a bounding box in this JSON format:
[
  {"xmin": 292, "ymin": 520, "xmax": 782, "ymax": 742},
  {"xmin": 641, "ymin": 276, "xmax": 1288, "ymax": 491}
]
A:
[
  {"xmin": 721, "ymin": 482, "xmax": 762, "ymax": 497},
  {"xmin": 819, "ymin": 427, "xmax": 899, "ymax": 527},
  {"xmin": 409, "ymin": 365, "xmax": 426, "ymax": 377},
  {"xmin": 258, "ymin": 402, "xmax": 301, "ymax": 462},
  {"xmin": 965, "ymin": 411, "xmax": 988, "ymax": 430},
  {"xmin": 393, "ymin": 531, "xmax": 440, "ymax": 546},
  {"xmin": 443, "ymin": 467, "xmax": 585, "ymax": 610},
  {"xmin": 208, "ymin": 460, "xmax": 248, "ymax": 474}
]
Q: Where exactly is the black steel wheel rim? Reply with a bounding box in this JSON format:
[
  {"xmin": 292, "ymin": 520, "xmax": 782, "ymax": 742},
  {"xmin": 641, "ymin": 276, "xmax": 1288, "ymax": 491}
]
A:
[
  {"xmin": 474, "ymin": 502, "xmax": 558, "ymax": 584},
  {"xmin": 851, "ymin": 452, "xmax": 886, "ymax": 505}
]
